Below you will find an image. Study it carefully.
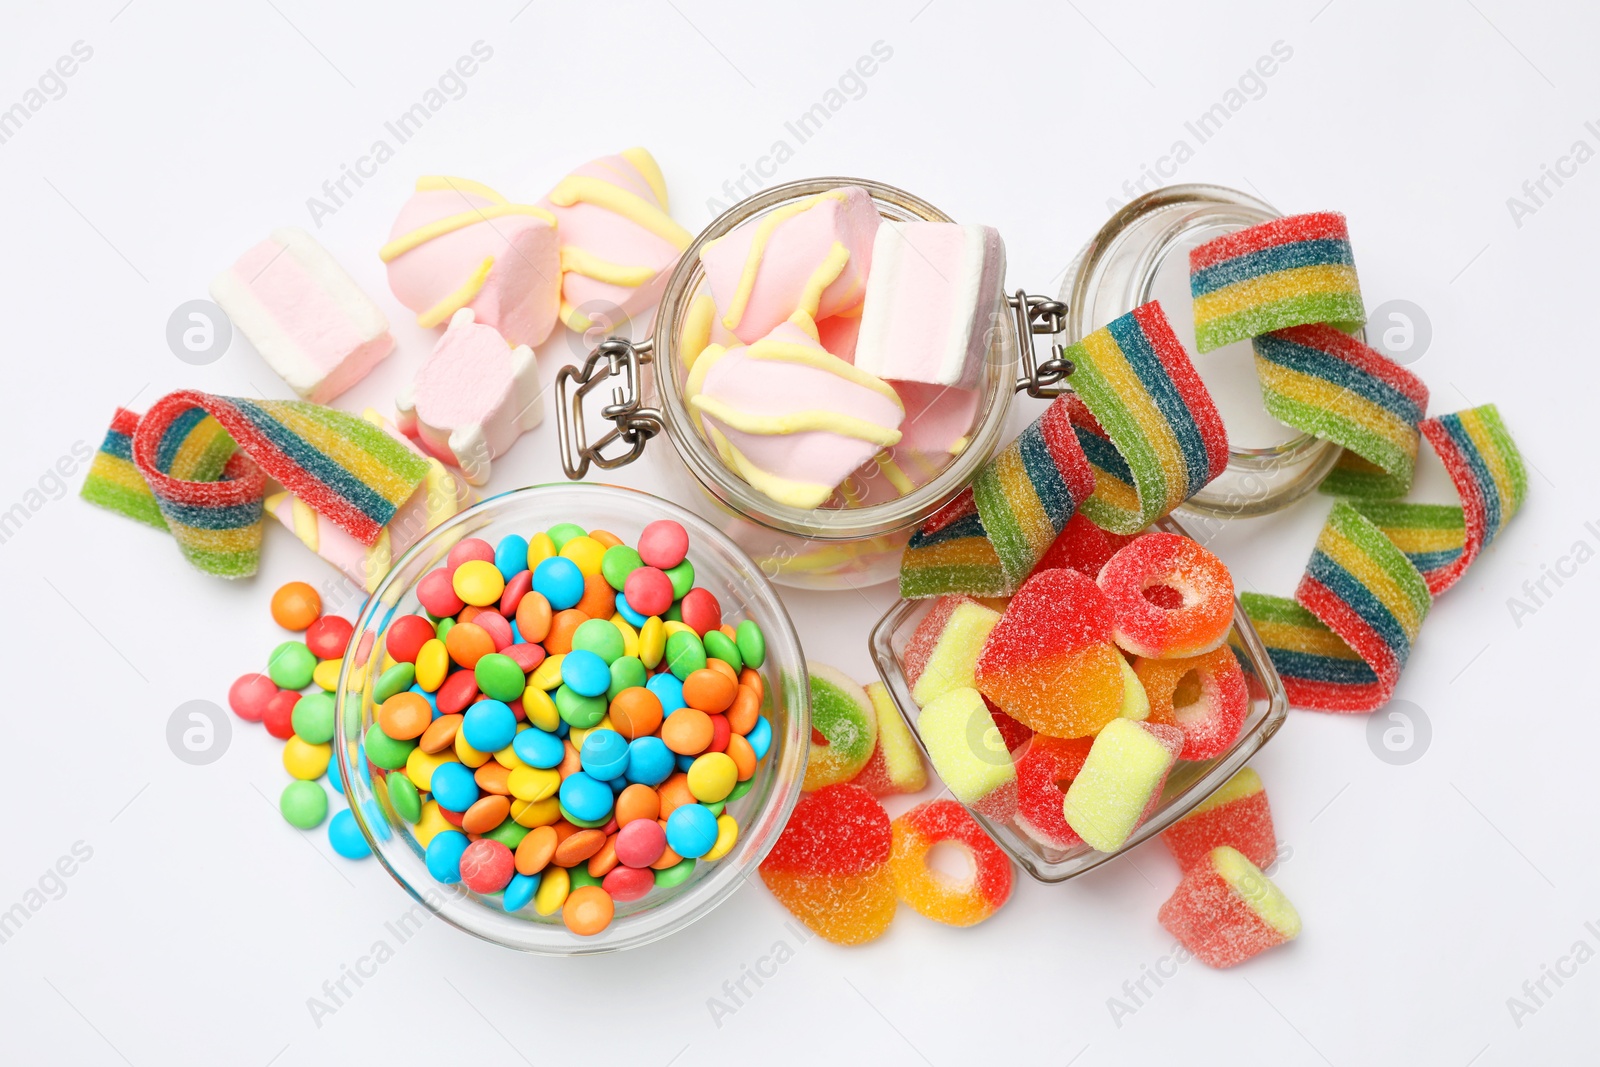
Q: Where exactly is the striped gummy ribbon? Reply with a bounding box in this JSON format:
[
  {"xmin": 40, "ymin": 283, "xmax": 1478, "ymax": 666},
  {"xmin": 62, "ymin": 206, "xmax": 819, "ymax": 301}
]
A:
[
  {"xmin": 899, "ymin": 300, "xmax": 1228, "ymax": 598},
  {"xmin": 80, "ymin": 390, "xmax": 431, "ymax": 579},
  {"xmin": 1240, "ymin": 403, "xmax": 1526, "ymax": 713}
]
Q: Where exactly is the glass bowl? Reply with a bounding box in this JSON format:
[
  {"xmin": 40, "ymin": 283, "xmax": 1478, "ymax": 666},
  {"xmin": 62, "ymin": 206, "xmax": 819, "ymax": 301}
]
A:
[
  {"xmin": 867, "ymin": 518, "xmax": 1289, "ymax": 883},
  {"xmin": 335, "ymin": 483, "xmax": 810, "ymax": 954}
]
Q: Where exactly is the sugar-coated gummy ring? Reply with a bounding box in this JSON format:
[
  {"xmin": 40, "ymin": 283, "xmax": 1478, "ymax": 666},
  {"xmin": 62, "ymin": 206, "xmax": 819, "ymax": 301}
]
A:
[
  {"xmin": 1097, "ymin": 532, "xmax": 1234, "ymax": 659},
  {"xmin": 802, "ymin": 663, "xmax": 877, "ymax": 791},
  {"xmin": 1013, "ymin": 736, "xmax": 1093, "ymax": 850},
  {"xmin": 1134, "ymin": 646, "xmax": 1250, "ymax": 761},
  {"xmin": 889, "ymin": 799, "xmax": 1013, "ymax": 927}
]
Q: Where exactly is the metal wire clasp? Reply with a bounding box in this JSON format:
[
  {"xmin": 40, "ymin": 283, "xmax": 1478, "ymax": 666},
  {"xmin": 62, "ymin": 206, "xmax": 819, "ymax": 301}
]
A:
[
  {"xmin": 554, "ymin": 337, "xmax": 663, "ymax": 479},
  {"xmin": 1009, "ymin": 291, "xmax": 1075, "ymax": 398}
]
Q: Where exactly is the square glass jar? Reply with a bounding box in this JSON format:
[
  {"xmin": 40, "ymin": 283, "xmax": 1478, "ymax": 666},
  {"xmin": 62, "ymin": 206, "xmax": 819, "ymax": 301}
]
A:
[{"xmin": 867, "ymin": 519, "xmax": 1288, "ymax": 883}]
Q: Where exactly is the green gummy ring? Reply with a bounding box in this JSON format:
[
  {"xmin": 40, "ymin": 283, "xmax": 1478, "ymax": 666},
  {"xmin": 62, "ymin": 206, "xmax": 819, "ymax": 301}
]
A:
[
  {"xmin": 372, "ymin": 663, "xmax": 416, "ymax": 704},
  {"xmin": 280, "ymin": 780, "xmax": 329, "ymax": 829},
  {"xmin": 653, "ymin": 858, "xmax": 696, "ymax": 888},
  {"xmin": 703, "ymin": 630, "xmax": 742, "ymax": 674},
  {"xmin": 364, "ymin": 722, "xmax": 416, "ymax": 771},
  {"xmin": 387, "ymin": 773, "xmax": 422, "ymax": 823},
  {"xmin": 736, "ymin": 619, "xmax": 766, "ymax": 669},
  {"xmin": 601, "ymin": 544, "xmax": 643, "ymax": 591},
  {"xmin": 475, "ymin": 653, "xmax": 527, "ymax": 701}
]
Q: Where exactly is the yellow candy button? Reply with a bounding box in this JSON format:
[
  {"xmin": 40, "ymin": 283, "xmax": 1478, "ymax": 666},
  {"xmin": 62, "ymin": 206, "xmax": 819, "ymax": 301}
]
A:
[
  {"xmin": 507, "ymin": 766, "xmax": 561, "ymax": 802},
  {"xmin": 568, "ymin": 716, "xmax": 614, "ymax": 751},
  {"xmin": 454, "ymin": 729, "xmax": 492, "ymax": 769},
  {"xmin": 405, "ymin": 747, "xmax": 457, "ymax": 792},
  {"xmin": 610, "ymin": 615, "xmax": 640, "ymax": 659},
  {"xmin": 687, "ymin": 752, "xmax": 738, "ymax": 803},
  {"xmin": 638, "ymin": 616, "xmax": 665, "ymax": 669},
  {"xmin": 283, "ymin": 736, "xmax": 332, "ymax": 780},
  {"xmin": 704, "ymin": 814, "xmax": 739, "ymax": 861},
  {"xmin": 528, "ymin": 654, "xmax": 565, "ymax": 692},
  {"xmin": 534, "ymin": 865, "xmax": 570, "ymax": 915},
  {"xmin": 560, "ymin": 535, "xmax": 606, "ymax": 577},
  {"xmin": 415, "ymin": 639, "xmax": 448, "ymax": 691},
  {"xmin": 453, "ymin": 559, "xmax": 505, "ymax": 607},
  {"xmin": 510, "ymin": 796, "xmax": 562, "ymax": 828},
  {"xmin": 663, "ymin": 620, "xmax": 694, "ymax": 639},
  {"xmin": 414, "ymin": 800, "xmax": 453, "ymax": 848},
  {"xmin": 526, "ymin": 532, "xmax": 557, "ymax": 570},
  {"xmin": 311, "ymin": 659, "xmax": 340, "ymax": 692},
  {"xmin": 522, "ymin": 687, "xmax": 560, "ymax": 732}
]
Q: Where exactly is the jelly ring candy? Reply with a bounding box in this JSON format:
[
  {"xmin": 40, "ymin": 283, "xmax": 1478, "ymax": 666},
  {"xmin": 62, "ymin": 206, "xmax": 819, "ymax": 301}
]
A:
[
  {"xmin": 1097, "ymin": 532, "xmax": 1234, "ymax": 659},
  {"xmin": 889, "ymin": 800, "xmax": 1013, "ymax": 927},
  {"xmin": 1013, "ymin": 735, "xmax": 1093, "ymax": 850},
  {"xmin": 974, "ymin": 569, "xmax": 1125, "ymax": 739},
  {"xmin": 1158, "ymin": 846, "xmax": 1300, "ymax": 968},
  {"xmin": 760, "ymin": 785, "xmax": 895, "ymax": 946},
  {"xmin": 802, "ymin": 663, "xmax": 877, "ymax": 791},
  {"xmin": 1134, "ymin": 646, "xmax": 1249, "ymax": 761},
  {"xmin": 1161, "ymin": 767, "xmax": 1277, "ymax": 873}
]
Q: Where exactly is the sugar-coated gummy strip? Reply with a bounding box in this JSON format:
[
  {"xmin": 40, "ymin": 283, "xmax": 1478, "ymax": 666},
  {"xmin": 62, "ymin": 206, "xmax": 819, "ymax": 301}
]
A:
[
  {"xmin": 900, "ymin": 301, "xmax": 1227, "ymax": 598},
  {"xmin": 82, "ymin": 391, "xmax": 431, "ymax": 579},
  {"xmin": 1188, "ymin": 211, "xmax": 1365, "ymax": 352},
  {"xmin": 1242, "ymin": 405, "xmax": 1526, "ymax": 712},
  {"xmin": 1253, "ymin": 323, "xmax": 1431, "ymax": 499}
]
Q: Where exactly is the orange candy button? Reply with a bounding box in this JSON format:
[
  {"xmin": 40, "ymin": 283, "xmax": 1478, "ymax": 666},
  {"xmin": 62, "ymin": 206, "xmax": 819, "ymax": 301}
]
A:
[
  {"xmin": 515, "ymin": 824, "xmax": 558, "ymax": 875},
  {"xmin": 587, "ymin": 834, "xmax": 619, "ymax": 878},
  {"xmin": 515, "ymin": 592, "xmax": 552, "ymax": 644},
  {"xmin": 726, "ymin": 685, "xmax": 760, "ymax": 734},
  {"xmin": 657, "ymin": 773, "xmax": 696, "ymax": 818},
  {"xmin": 419, "ymin": 713, "xmax": 461, "ymax": 754},
  {"xmin": 554, "ymin": 828, "xmax": 606, "ymax": 867},
  {"xmin": 683, "ymin": 669, "xmax": 738, "ymax": 713},
  {"xmin": 544, "ymin": 609, "xmax": 587, "ymax": 654},
  {"xmin": 615, "ymin": 783, "xmax": 661, "ymax": 825},
  {"xmin": 576, "ymin": 573, "xmax": 615, "ymax": 619},
  {"xmin": 474, "ymin": 762, "xmax": 512, "ymax": 796},
  {"xmin": 563, "ymin": 885, "xmax": 615, "ymax": 936},
  {"xmin": 726, "ymin": 733, "xmax": 757, "ymax": 781},
  {"xmin": 444, "ymin": 622, "xmax": 494, "ymax": 668},
  {"xmin": 609, "ymin": 688, "xmax": 664, "ymax": 740},
  {"xmin": 662, "ymin": 708, "xmax": 714, "ymax": 754},
  {"xmin": 462, "ymin": 794, "xmax": 510, "ymax": 835},
  {"xmin": 739, "ymin": 667, "xmax": 765, "ymax": 700},
  {"xmin": 271, "ymin": 582, "xmax": 322, "ymax": 631},
  {"xmin": 378, "ymin": 692, "xmax": 433, "ymax": 740}
]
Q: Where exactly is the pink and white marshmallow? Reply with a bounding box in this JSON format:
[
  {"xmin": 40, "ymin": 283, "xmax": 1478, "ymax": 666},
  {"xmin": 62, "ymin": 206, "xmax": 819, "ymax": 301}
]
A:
[
  {"xmin": 396, "ymin": 308, "xmax": 543, "ymax": 486},
  {"xmin": 853, "ymin": 222, "xmax": 1005, "ymax": 388},
  {"xmin": 380, "ymin": 176, "xmax": 561, "ymax": 348},
  {"xmin": 209, "ymin": 227, "xmax": 394, "ymax": 403}
]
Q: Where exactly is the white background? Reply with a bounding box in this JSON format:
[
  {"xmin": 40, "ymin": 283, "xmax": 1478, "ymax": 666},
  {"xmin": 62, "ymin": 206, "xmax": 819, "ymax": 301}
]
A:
[{"xmin": 2, "ymin": 1, "xmax": 1596, "ymax": 1063}]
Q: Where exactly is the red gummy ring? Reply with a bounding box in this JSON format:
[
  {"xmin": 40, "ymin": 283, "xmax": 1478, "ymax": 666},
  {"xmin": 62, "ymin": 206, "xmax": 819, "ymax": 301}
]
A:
[
  {"xmin": 1097, "ymin": 532, "xmax": 1234, "ymax": 659},
  {"xmin": 1134, "ymin": 646, "xmax": 1249, "ymax": 761}
]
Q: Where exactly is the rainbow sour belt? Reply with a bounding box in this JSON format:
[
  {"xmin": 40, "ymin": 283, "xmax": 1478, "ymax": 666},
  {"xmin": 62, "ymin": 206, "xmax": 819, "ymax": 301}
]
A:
[
  {"xmin": 900, "ymin": 300, "xmax": 1229, "ymax": 598},
  {"xmin": 81, "ymin": 390, "xmax": 430, "ymax": 579}
]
